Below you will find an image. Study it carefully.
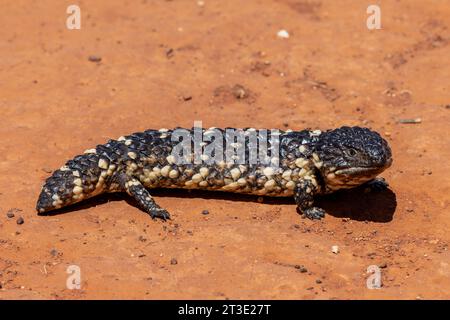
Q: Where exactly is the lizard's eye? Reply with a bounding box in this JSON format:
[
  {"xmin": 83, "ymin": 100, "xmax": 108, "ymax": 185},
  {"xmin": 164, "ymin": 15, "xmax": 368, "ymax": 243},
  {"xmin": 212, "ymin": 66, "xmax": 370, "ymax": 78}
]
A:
[{"xmin": 347, "ymin": 148, "xmax": 357, "ymax": 157}]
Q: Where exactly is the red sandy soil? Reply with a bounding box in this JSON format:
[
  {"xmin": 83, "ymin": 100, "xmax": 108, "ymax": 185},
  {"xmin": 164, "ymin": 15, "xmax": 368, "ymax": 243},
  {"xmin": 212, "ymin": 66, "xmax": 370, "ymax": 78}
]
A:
[{"xmin": 0, "ymin": 0, "xmax": 449, "ymax": 299}]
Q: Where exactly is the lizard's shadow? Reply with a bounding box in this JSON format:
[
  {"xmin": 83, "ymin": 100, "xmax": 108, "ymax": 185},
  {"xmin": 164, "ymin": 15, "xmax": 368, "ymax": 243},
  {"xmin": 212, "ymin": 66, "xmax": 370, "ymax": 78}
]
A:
[
  {"xmin": 315, "ymin": 187, "xmax": 396, "ymax": 222},
  {"xmin": 40, "ymin": 186, "xmax": 396, "ymax": 223}
]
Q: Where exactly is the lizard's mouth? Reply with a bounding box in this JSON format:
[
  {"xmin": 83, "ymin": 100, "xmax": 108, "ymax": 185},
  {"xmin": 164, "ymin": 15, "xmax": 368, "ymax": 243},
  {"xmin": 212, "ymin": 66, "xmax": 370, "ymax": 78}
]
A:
[
  {"xmin": 335, "ymin": 166, "xmax": 383, "ymax": 175},
  {"xmin": 335, "ymin": 157, "xmax": 392, "ymax": 176}
]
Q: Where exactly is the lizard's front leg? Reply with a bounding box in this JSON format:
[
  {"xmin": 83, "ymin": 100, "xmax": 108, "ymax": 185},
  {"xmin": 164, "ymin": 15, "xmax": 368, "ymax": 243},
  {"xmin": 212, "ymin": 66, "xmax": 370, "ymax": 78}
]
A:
[
  {"xmin": 294, "ymin": 179, "xmax": 325, "ymax": 220},
  {"xmin": 121, "ymin": 176, "xmax": 170, "ymax": 220},
  {"xmin": 363, "ymin": 177, "xmax": 389, "ymax": 192}
]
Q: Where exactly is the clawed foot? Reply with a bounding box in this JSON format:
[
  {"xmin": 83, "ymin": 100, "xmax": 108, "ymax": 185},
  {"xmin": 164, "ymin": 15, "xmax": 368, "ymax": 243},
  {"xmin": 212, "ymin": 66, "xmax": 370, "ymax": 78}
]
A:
[
  {"xmin": 302, "ymin": 207, "xmax": 326, "ymax": 220},
  {"xmin": 149, "ymin": 207, "xmax": 171, "ymax": 221},
  {"xmin": 365, "ymin": 177, "xmax": 389, "ymax": 192}
]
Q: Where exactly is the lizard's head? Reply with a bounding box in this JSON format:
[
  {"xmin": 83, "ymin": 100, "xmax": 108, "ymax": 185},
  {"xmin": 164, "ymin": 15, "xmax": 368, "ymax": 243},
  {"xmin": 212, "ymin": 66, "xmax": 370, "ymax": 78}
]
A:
[{"xmin": 314, "ymin": 126, "xmax": 392, "ymax": 190}]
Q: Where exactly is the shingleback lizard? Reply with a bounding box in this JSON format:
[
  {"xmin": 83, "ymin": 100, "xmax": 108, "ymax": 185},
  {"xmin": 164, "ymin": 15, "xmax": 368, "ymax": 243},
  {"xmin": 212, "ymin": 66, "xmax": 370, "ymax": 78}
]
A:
[{"xmin": 37, "ymin": 126, "xmax": 392, "ymax": 220}]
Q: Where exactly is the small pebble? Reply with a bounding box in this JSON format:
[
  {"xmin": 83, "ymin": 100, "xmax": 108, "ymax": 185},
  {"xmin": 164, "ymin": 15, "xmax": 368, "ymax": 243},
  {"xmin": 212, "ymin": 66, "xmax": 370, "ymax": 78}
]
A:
[
  {"xmin": 315, "ymin": 279, "xmax": 322, "ymax": 284},
  {"xmin": 295, "ymin": 265, "xmax": 308, "ymax": 273},
  {"xmin": 331, "ymin": 245, "xmax": 339, "ymax": 254},
  {"xmin": 398, "ymin": 118, "xmax": 421, "ymax": 124},
  {"xmin": 50, "ymin": 249, "xmax": 59, "ymax": 257},
  {"xmin": 88, "ymin": 55, "xmax": 102, "ymax": 62},
  {"xmin": 166, "ymin": 48, "xmax": 174, "ymax": 58},
  {"xmin": 16, "ymin": 217, "xmax": 24, "ymax": 225},
  {"xmin": 170, "ymin": 258, "xmax": 178, "ymax": 265},
  {"xmin": 201, "ymin": 210, "xmax": 209, "ymax": 215},
  {"xmin": 6, "ymin": 208, "xmax": 21, "ymax": 219},
  {"xmin": 232, "ymin": 84, "xmax": 247, "ymax": 99},
  {"xmin": 277, "ymin": 29, "xmax": 290, "ymax": 38},
  {"xmin": 379, "ymin": 262, "xmax": 388, "ymax": 269}
]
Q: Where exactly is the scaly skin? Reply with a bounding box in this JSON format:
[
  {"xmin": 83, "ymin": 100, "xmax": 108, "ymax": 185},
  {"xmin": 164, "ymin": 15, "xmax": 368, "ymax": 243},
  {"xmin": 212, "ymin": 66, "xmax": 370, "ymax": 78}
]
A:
[{"xmin": 36, "ymin": 126, "xmax": 392, "ymax": 220}]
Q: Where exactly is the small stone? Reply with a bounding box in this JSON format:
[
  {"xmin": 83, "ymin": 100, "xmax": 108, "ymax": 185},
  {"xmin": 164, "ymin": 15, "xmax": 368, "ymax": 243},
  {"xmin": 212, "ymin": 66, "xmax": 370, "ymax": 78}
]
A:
[
  {"xmin": 201, "ymin": 210, "xmax": 209, "ymax": 215},
  {"xmin": 295, "ymin": 265, "xmax": 308, "ymax": 273},
  {"xmin": 41, "ymin": 167, "xmax": 53, "ymax": 173},
  {"xmin": 50, "ymin": 249, "xmax": 59, "ymax": 257},
  {"xmin": 315, "ymin": 279, "xmax": 322, "ymax": 284},
  {"xmin": 16, "ymin": 217, "xmax": 24, "ymax": 225},
  {"xmin": 170, "ymin": 258, "xmax": 178, "ymax": 265},
  {"xmin": 277, "ymin": 29, "xmax": 290, "ymax": 38},
  {"xmin": 88, "ymin": 55, "xmax": 102, "ymax": 62},
  {"xmin": 166, "ymin": 48, "xmax": 174, "ymax": 58},
  {"xmin": 6, "ymin": 208, "xmax": 21, "ymax": 219},
  {"xmin": 398, "ymin": 118, "xmax": 421, "ymax": 124},
  {"xmin": 232, "ymin": 84, "xmax": 247, "ymax": 99},
  {"xmin": 331, "ymin": 245, "xmax": 339, "ymax": 254},
  {"xmin": 379, "ymin": 262, "xmax": 388, "ymax": 269}
]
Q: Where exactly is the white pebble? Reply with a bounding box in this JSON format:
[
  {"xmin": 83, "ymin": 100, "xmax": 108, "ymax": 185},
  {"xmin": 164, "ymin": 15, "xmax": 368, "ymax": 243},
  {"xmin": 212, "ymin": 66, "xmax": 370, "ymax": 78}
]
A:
[
  {"xmin": 277, "ymin": 29, "xmax": 290, "ymax": 39},
  {"xmin": 331, "ymin": 245, "xmax": 340, "ymax": 254}
]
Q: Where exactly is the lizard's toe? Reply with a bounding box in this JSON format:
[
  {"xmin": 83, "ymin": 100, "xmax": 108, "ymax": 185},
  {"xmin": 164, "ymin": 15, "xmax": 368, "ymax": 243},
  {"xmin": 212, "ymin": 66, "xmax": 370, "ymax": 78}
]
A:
[
  {"xmin": 150, "ymin": 208, "xmax": 171, "ymax": 221},
  {"xmin": 303, "ymin": 207, "xmax": 326, "ymax": 220},
  {"xmin": 365, "ymin": 177, "xmax": 389, "ymax": 192}
]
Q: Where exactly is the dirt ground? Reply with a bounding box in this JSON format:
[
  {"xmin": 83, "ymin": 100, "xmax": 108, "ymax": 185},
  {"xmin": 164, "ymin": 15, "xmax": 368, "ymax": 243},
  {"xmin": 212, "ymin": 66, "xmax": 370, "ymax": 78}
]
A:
[{"xmin": 0, "ymin": 0, "xmax": 449, "ymax": 300}]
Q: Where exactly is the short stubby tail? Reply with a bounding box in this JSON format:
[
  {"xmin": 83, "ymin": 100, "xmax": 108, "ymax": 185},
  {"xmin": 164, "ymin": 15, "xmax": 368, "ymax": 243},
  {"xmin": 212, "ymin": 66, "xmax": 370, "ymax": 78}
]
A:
[{"xmin": 36, "ymin": 152, "xmax": 107, "ymax": 214}]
